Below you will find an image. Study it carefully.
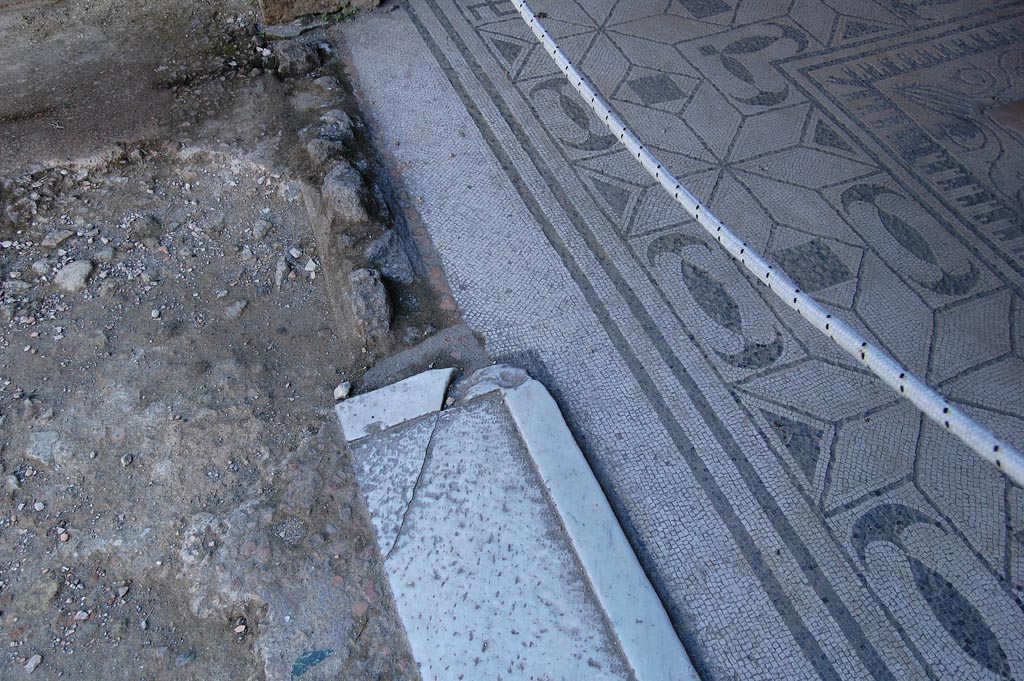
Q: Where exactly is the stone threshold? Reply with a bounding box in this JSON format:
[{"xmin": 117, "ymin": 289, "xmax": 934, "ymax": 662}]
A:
[{"xmin": 336, "ymin": 365, "xmax": 699, "ymax": 680}]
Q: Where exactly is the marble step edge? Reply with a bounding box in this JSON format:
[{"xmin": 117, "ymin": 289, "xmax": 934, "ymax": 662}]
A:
[{"xmin": 336, "ymin": 364, "xmax": 700, "ymax": 680}]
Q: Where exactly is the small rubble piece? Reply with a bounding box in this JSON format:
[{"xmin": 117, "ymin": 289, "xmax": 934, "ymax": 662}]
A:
[
  {"xmin": 321, "ymin": 108, "xmax": 354, "ymax": 132},
  {"xmin": 274, "ymin": 255, "xmax": 289, "ymax": 290},
  {"xmin": 322, "ymin": 162, "xmax": 368, "ymax": 225},
  {"xmin": 26, "ymin": 430, "xmax": 59, "ymax": 465},
  {"xmin": 365, "ymin": 229, "xmax": 415, "ymax": 284},
  {"xmin": 129, "ymin": 214, "xmax": 163, "ymax": 240},
  {"xmin": 312, "ymin": 75, "xmax": 340, "ymax": 92},
  {"xmin": 176, "ymin": 650, "xmax": 197, "ymax": 667},
  {"xmin": 225, "ymin": 300, "xmax": 248, "ymax": 319},
  {"xmin": 141, "ymin": 265, "xmax": 161, "ymax": 284},
  {"xmin": 347, "ymin": 268, "xmax": 391, "ymax": 340},
  {"xmin": 274, "ymin": 39, "xmax": 321, "ymax": 78},
  {"xmin": 24, "ymin": 654, "xmax": 42, "ymax": 674},
  {"xmin": 54, "ymin": 260, "xmax": 93, "ymax": 293},
  {"xmin": 120, "ymin": 453, "xmax": 133, "ymax": 467},
  {"xmin": 204, "ymin": 210, "xmax": 226, "ymax": 235},
  {"xmin": 25, "ymin": 578, "xmax": 59, "ymax": 612},
  {"xmin": 280, "ymin": 180, "xmax": 302, "ymax": 202},
  {"xmin": 98, "ymin": 280, "xmax": 118, "ymax": 298},
  {"xmin": 333, "ymin": 381, "xmax": 351, "ymax": 401},
  {"xmin": 41, "ymin": 229, "xmax": 73, "ymax": 249},
  {"xmin": 6, "ymin": 197, "xmax": 36, "ymax": 225},
  {"xmin": 253, "ymin": 219, "xmax": 272, "ymax": 240}
]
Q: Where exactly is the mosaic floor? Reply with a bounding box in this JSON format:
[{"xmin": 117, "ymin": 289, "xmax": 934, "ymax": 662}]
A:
[{"xmin": 342, "ymin": 1, "xmax": 1024, "ymax": 678}]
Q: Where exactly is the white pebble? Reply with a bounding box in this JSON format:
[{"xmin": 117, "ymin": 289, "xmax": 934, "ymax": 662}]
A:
[{"xmin": 333, "ymin": 381, "xmax": 351, "ymax": 401}]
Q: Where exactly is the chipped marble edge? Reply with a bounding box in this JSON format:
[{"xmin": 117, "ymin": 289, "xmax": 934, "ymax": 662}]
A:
[
  {"xmin": 335, "ymin": 367, "xmax": 455, "ymax": 442},
  {"xmin": 502, "ymin": 379, "xmax": 700, "ymax": 681}
]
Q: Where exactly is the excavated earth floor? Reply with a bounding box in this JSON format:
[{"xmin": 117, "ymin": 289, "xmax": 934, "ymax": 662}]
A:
[{"xmin": 0, "ymin": 0, "xmax": 455, "ymax": 678}]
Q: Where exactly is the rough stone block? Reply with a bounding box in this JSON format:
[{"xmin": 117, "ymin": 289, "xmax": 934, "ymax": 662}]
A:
[
  {"xmin": 347, "ymin": 268, "xmax": 391, "ymax": 341},
  {"xmin": 273, "ymin": 39, "xmax": 322, "ymax": 78},
  {"xmin": 322, "ymin": 161, "xmax": 369, "ymax": 225},
  {"xmin": 365, "ymin": 229, "xmax": 415, "ymax": 284}
]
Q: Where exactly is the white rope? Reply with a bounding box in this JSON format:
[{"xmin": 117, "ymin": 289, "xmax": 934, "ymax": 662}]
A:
[{"xmin": 510, "ymin": 0, "xmax": 1024, "ymax": 487}]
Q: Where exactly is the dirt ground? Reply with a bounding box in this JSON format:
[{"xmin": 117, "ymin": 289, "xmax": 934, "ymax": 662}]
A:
[{"xmin": 0, "ymin": 0, "xmax": 444, "ymax": 678}]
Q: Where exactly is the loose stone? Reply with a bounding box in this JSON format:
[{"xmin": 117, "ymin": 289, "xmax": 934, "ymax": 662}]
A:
[
  {"xmin": 225, "ymin": 300, "xmax": 248, "ymax": 319},
  {"xmin": 54, "ymin": 261, "xmax": 94, "ymax": 293}
]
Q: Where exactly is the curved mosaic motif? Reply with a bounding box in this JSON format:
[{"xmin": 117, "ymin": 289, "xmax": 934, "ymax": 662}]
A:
[
  {"xmin": 852, "ymin": 503, "xmax": 1012, "ymax": 678},
  {"xmin": 648, "ymin": 233, "xmax": 783, "ymax": 369},
  {"xmin": 841, "ymin": 184, "xmax": 979, "ymax": 295},
  {"xmin": 530, "ymin": 77, "xmax": 617, "ymax": 152},
  {"xmin": 697, "ymin": 24, "xmax": 809, "ymax": 108}
]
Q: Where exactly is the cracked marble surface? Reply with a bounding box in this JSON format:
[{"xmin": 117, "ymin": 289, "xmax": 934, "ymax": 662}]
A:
[
  {"xmin": 346, "ymin": 369, "xmax": 695, "ymax": 680},
  {"xmin": 347, "ymin": 396, "xmax": 629, "ymax": 680}
]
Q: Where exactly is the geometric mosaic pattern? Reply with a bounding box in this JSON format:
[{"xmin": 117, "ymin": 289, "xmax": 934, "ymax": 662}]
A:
[{"xmin": 348, "ymin": 1, "xmax": 1024, "ymax": 678}]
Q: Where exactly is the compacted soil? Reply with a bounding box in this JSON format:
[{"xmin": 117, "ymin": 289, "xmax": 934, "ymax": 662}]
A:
[{"xmin": 0, "ymin": 0, "xmax": 439, "ymax": 678}]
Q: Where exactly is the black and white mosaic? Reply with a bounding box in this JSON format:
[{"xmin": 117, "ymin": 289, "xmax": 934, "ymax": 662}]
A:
[{"xmin": 344, "ymin": 1, "xmax": 1024, "ymax": 678}]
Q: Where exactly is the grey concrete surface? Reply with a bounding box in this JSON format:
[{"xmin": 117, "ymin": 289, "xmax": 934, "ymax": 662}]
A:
[
  {"xmin": 339, "ymin": 2, "xmax": 1024, "ymax": 679},
  {"xmin": 345, "ymin": 367, "xmax": 696, "ymax": 680}
]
